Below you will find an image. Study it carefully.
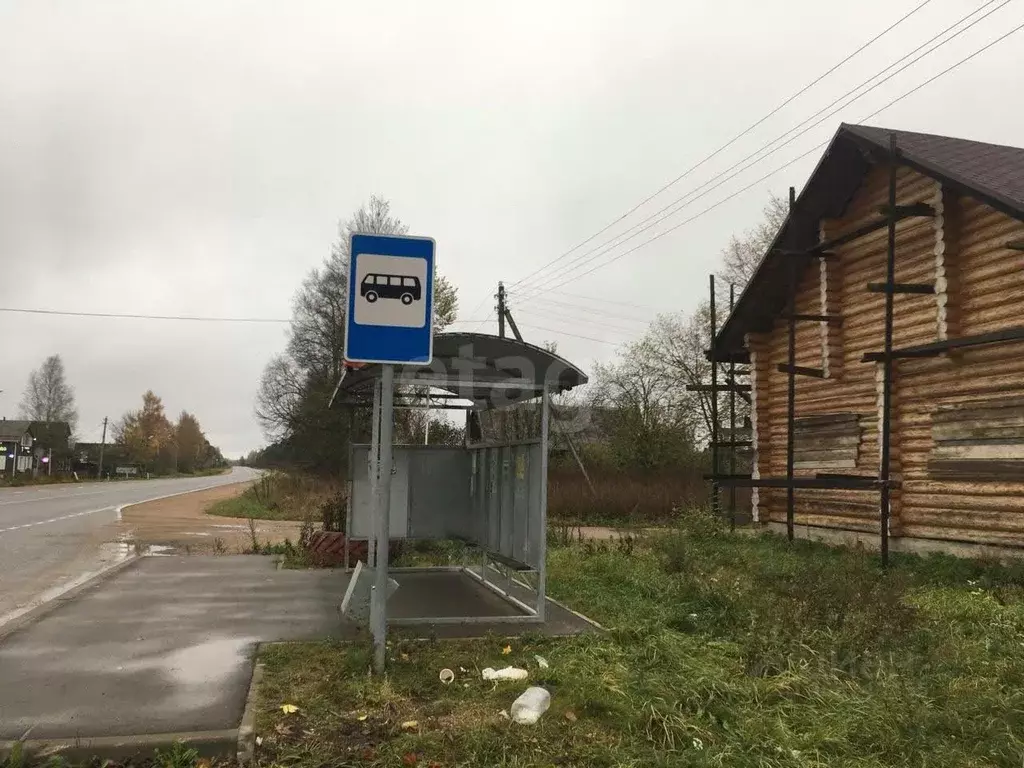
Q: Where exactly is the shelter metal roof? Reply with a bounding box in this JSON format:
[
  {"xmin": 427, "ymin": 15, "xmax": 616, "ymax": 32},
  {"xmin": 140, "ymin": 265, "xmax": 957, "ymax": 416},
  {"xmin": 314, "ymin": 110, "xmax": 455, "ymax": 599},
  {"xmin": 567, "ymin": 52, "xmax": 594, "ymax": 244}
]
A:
[{"xmin": 330, "ymin": 332, "xmax": 589, "ymax": 410}]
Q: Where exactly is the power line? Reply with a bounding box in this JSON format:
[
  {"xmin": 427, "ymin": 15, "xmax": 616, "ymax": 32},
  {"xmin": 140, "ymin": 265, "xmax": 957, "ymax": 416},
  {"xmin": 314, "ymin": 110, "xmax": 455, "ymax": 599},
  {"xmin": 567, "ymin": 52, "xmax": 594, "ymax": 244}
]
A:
[
  {"xmin": 513, "ymin": 306, "xmax": 645, "ymax": 335},
  {"xmin": 0, "ymin": 307, "xmax": 289, "ymax": 323},
  {"xmin": 514, "ymin": 323, "xmax": 625, "ymax": 346},
  {"xmin": 517, "ymin": 2, "xmax": 1019, "ymax": 302},
  {"xmin": 511, "ymin": 296, "xmax": 654, "ymax": 325},
  {"xmin": 514, "ymin": 0, "xmax": 1010, "ymax": 299},
  {"xmin": 510, "ymin": 289, "xmax": 663, "ymax": 311},
  {"xmin": 522, "ymin": 17, "xmax": 1024, "ymax": 304},
  {"xmin": 504, "ymin": 0, "xmax": 936, "ymax": 293}
]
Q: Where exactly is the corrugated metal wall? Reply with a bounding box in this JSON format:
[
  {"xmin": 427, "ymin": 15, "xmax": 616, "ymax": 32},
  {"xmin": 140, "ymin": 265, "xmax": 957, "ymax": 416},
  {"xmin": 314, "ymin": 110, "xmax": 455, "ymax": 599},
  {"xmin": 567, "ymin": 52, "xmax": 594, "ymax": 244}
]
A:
[{"xmin": 750, "ymin": 163, "xmax": 1024, "ymax": 545}]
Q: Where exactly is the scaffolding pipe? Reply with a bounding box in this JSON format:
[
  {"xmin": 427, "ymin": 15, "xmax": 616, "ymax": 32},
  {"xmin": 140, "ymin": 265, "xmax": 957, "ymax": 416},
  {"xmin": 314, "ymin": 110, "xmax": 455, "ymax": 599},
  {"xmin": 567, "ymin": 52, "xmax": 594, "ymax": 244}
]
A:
[
  {"xmin": 728, "ymin": 283, "xmax": 737, "ymax": 531},
  {"xmin": 709, "ymin": 275, "xmax": 719, "ymax": 516},
  {"xmin": 785, "ymin": 186, "xmax": 797, "ymax": 541},
  {"xmin": 879, "ymin": 135, "xmax": 898, "ymax": 566}
]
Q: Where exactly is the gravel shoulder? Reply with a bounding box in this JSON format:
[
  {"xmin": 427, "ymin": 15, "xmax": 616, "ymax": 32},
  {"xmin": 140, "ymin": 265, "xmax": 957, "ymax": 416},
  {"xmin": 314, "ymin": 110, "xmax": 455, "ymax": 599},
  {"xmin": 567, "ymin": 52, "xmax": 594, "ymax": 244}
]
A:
[{"xmin": 116, "ymin": 481, "xmax": 304, "ymax": 554}]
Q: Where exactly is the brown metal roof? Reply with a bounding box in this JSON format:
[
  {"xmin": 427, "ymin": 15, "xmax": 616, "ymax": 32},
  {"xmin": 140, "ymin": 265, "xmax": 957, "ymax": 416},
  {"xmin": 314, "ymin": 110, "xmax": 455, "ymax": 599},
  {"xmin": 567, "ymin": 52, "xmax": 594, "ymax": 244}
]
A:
[{"xmin": 715, "ymin": 123, "xmax": 1024, "ymax": 356}]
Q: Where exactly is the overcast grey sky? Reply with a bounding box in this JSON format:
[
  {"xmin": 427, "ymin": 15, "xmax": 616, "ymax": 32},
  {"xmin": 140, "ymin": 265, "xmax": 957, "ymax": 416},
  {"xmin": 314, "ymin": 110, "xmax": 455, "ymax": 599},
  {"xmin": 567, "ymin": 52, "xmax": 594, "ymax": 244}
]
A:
[{"xmin": 1, "ymin": 0, "xmax": 1021, "ymax": 456}]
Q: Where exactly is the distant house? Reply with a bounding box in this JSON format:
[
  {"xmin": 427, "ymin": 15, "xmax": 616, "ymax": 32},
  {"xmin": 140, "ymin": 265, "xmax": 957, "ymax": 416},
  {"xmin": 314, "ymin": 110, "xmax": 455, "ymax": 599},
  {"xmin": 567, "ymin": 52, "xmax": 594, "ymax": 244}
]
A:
[
  {"xmin": 0, "ymin": 419, "xmax": 74, "ymax": 475},
  {"xmin": 0, "ymin": 420, "xmax": 36, "ymax": 476},
  {"xmin": 73, "ymin": 441, "xmax": 130, "ymax": 477}
]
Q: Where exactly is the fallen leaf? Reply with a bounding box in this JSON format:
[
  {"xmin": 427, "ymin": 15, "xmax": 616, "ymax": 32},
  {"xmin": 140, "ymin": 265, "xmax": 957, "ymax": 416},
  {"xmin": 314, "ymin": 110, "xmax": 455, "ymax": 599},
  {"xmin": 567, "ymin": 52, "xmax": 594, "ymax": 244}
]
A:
[
  {"xmin": 255, "ymin": 736, "xmax": 263, "ymax": 747},
  {"xmin": 196, "ymin": 759, "xmax": 211, "ymax": 768},
  {"xmin": 401, "ymin": 652, "xmax": 410, "ymax": 661},
  {"xmin": 356, "ymin": 713, "xmax": 368, "ymax": 721},
  {"xmin": 274, "ymin": 722, "xmax": 293, "ymax": 736},
  {"xmin": 280, "ymin": 703, "xmax": 299, "ymax": 715},
  {"xmin": 501, "ymin": 645, "xmax": 512, "ymax": 655},
  {"xmin": 362, "ymin": 748, "xmax": 377, "ymax": 761},
  {"xmin": 564, "ymin": 710, "xmax": 578, "ymax": 722},
  {"xmin": 403, "ymin": 752, "xmax": 419, "ymax": 766},
  {"xmin": 534, "ymin": 655, "xmax": 550, "ymax": 669},
  {"xmin": 401, "ymin": 720, "xmax": 419, "ymax": 729}
]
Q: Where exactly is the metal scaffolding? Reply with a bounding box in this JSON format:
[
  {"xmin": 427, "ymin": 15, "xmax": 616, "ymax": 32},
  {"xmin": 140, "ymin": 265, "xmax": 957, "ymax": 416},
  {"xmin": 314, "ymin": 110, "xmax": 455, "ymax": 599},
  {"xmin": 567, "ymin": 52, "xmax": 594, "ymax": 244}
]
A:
[{"xmin": 699, "ymin": 134, "xmax": 948, "ymax": 565}]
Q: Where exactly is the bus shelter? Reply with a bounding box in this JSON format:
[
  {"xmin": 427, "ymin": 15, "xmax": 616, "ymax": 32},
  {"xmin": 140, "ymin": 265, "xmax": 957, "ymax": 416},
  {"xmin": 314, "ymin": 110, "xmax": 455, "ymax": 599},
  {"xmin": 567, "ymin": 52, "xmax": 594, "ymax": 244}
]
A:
[{"xmin": 330, "ymin": 332, "xmax": 588, "ymax": 634}]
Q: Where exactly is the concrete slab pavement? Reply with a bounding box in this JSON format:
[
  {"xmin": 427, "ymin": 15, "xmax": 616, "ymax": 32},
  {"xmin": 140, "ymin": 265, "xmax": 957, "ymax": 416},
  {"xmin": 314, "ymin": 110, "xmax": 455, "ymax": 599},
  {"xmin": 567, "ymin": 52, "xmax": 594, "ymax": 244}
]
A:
[
  {"xmin": 0, "ymin": 555, "xmax": 597, "ymax": 747},
  {"xmin": 0, "ymin": 556, "xmax": 343, "ymax": 739}
]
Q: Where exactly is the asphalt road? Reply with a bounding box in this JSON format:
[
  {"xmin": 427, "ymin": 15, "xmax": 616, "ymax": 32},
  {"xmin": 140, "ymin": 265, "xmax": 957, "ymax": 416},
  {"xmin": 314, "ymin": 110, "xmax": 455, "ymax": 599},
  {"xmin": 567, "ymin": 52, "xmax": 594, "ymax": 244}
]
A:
[{"xmin": 0, "ymin": 467, "xmax": 259, "ymax": 622}]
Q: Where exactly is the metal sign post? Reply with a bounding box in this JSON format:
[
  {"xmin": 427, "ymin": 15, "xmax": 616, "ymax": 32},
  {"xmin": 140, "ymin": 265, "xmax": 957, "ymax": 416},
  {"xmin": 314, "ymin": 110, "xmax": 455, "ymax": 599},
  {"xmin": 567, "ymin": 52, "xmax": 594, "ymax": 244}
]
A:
[
  {"xmin": 371, "ymin": 364, "xmax": 395, "ymax": 672},
  {"xmin": 345, "ymin": 233, "xmax": 435, "ymax": 674}
]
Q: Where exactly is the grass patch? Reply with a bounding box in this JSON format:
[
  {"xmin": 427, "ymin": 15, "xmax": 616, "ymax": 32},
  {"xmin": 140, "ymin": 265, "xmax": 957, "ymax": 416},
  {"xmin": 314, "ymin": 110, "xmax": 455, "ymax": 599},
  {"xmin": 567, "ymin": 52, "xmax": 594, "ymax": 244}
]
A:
[
  {"xmin": 255, "ymin": 510, "xmax": 1024, "ymax": 767},
  {"xmin": 206, "ymin": 493, "xmax": 291, "ymax": 521},
  {"xmin": 206, "ymin": 471, "xmax": 338, "ymax": 522}
]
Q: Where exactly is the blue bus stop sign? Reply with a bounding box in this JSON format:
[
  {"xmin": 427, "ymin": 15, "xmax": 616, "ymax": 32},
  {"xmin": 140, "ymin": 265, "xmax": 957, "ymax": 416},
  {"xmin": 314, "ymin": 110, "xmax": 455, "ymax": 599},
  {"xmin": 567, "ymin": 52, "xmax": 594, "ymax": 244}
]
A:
[{"xmin": 344, "ymin": 233, "xmax": 435, "ymax": 365}]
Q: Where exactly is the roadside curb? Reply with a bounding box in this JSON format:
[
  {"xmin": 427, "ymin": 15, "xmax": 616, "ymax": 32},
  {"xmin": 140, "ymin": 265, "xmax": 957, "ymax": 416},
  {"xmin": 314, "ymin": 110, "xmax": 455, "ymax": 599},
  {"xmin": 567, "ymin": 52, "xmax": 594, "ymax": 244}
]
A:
[
  {"xmin": 0, "ymin": 555, "xmax": 141, "ymax": 644},
  {"xmin": 237, "ymin": 661, "xmax": 265, "ymax": 766},
  {"xmin": 0, "ymin": 730, "xmax": 239, "ymax": 763}
]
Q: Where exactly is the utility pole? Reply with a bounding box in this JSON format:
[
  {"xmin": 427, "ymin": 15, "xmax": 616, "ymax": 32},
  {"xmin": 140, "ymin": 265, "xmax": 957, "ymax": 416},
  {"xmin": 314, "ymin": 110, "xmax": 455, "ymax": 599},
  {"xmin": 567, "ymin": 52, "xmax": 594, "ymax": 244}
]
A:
[
  {"xmin": 97, "ymin": 417, "xmax": 108, "ymax": 480},
  {"xmin": 497, "ymin": 281, "xmax": 507, "ymax": 338}
]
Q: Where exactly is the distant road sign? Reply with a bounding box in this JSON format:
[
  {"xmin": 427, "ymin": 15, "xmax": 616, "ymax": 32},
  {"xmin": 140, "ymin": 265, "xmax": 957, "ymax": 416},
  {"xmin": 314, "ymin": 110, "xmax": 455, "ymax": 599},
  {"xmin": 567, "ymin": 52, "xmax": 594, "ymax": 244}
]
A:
[{"xmin": 344, "ymin": 233, "xmax": 435, "ymax": 365}]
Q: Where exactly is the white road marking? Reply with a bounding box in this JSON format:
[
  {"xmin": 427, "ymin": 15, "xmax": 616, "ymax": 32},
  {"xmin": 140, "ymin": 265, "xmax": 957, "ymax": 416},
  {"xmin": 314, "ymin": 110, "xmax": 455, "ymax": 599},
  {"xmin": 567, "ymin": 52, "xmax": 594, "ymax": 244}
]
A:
[
  {"xmin": 0, "ymin": 488, "xmax": 120, "ymax": 507},
  {"xmin": 0, "ymin": 505, "xmax": 116, "ymax": 535},
  {"xmin": 0, "ymin": 473, "xmax": 253, "ymax": 536}
]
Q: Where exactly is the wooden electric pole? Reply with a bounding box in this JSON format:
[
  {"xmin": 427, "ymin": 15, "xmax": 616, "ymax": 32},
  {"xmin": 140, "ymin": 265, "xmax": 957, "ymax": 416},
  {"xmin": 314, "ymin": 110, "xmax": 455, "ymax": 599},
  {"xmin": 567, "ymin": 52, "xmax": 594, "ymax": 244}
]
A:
[
  {"xmin": 97, "ymin": 417, "xmax": 108, "ymax": 479},
  {"xmin": 497, "ymin": 281, "xmax": 507, "ymax": 338}
]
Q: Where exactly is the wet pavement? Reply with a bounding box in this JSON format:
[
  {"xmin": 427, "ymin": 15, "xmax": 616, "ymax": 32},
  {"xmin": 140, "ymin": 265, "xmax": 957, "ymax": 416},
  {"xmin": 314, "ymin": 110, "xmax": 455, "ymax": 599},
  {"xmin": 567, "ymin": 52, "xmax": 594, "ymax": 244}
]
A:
[
  {"xmin": 0, "ymin": 468, "xmax": 260, "ymax": 621},
  {"xmin": 0, "ymin": 555, "xmax": 597, "ymax": 740}
]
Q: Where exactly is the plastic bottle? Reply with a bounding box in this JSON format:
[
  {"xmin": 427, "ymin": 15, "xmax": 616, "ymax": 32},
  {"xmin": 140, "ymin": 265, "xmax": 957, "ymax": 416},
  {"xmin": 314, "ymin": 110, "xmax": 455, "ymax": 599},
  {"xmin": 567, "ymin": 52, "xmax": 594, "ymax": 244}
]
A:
[{"xmin": 510, "ymin": 687, "xmax": 551, "ymax": 725}]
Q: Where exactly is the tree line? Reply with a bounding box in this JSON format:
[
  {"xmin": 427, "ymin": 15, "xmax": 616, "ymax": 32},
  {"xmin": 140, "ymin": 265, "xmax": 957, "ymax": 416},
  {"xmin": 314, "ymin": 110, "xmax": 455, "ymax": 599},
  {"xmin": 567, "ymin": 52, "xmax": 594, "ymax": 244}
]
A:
[
  {"xmin": 248, "ymin": 192, "xmax": 785, "ymax": 479},
  {"xmin": 15, "ymin": 354, "xmax": 227, "ymax": 474}
]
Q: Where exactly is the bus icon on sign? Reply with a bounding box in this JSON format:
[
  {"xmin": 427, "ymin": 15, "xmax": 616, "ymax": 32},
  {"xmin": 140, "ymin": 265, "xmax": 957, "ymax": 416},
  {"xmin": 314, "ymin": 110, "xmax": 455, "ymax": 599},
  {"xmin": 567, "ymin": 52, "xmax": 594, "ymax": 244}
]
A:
[{"xmin": 360, "ymin": 273, "xmax": 422, "ymax": 306}]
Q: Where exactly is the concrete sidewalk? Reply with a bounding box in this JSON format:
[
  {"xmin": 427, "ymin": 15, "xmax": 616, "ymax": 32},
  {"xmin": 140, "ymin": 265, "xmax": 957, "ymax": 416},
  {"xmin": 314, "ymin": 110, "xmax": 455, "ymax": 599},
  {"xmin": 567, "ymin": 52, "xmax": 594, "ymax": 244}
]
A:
[
  {"xmin": 0, "ymin": 556, "xmax": 343, "ymax": 740},
  {"xmin": 0, "ymin": 555, "xmax": 596, "ymax": 745}
]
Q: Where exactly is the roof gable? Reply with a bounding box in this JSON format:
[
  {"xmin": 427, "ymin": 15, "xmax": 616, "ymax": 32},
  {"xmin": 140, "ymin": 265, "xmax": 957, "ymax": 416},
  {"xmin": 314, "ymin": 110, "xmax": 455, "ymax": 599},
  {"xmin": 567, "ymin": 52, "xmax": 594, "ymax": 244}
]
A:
[
  {"xmin": 715, "ymin": 123, "xmax": 1024, "ymax": 354},
  {"xmin": 0, "ymin": 420, "xmax": 33, "ymax": 442}
]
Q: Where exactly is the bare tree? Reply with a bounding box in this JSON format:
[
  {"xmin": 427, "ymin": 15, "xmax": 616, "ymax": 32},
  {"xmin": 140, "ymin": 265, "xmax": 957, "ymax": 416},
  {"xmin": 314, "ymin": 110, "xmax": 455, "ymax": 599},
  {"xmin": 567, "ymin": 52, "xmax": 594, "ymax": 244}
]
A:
[
  {"xmin": 255, "ymin": 195, "xmax": 459, "ymax": 470},
  {"xmin": 719, "ymin": 192, "xmax": 788, "ymax": 290},
  {"xmin": 590, "ymin": 337, "xmax": 700, "ymax": 470},
  {"xmin": 19, "ymin": 354, "xmax": 78, "ymax": 431}
]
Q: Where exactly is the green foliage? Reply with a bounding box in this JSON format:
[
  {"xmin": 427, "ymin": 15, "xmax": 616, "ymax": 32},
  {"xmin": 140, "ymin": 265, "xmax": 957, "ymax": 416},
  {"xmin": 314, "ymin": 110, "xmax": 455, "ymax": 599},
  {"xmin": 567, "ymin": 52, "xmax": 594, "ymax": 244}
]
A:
[
  {"xmin": 153, "ymin": 742, "xmax": 200, "ymax": 768},
  {"xmin": 207, "ymin": 472, "xmax": 335, "ymax": 522},
  {"xmin": 0, "ymin": 742, "xmax": 24, "ymax": 768}
]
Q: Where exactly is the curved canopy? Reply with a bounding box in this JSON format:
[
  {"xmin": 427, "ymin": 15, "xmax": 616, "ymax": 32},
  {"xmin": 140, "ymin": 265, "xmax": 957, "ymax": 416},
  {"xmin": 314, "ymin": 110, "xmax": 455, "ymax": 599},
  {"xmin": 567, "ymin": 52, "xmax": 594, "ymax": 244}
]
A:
[{"xmin": 330, "ymin": 332, "xmax": 588, "ymax": 410}]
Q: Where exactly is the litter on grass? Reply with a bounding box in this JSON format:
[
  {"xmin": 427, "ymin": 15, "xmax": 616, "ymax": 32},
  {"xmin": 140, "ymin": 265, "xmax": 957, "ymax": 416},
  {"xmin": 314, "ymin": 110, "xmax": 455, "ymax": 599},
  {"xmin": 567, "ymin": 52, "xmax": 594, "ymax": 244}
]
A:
[
  {"xmin": 482, "ymin": 666, "xmax": 529, "ymax": 681},
  {"xmin": 510, "ymin": 687, "xmax": 550, "ymax": 725},
  {"xmin": 438, "ymin": 668, "xmax": 455, "ymax": 685}
]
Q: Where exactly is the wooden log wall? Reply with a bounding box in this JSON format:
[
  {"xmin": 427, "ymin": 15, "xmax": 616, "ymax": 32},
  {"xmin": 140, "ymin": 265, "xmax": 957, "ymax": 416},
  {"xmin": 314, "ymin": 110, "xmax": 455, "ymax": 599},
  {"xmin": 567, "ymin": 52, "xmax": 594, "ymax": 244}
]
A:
[{"xmin": 749, "ymin": 163, "xmax": 1024, "ymax": 545}]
